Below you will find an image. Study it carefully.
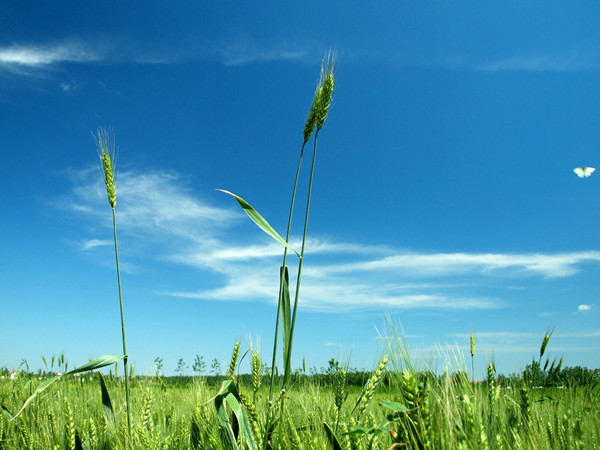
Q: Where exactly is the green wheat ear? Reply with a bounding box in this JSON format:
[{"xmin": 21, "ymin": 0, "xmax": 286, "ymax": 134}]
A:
[
  {"xmin": 95, "ymin": 128, "xmax": 117, "ymax": 208},
  {"xmin": 302, "ymin": 52, "xmax": 336, "ymax": 143},
  {"xmin": 540, "ymin": 329, "xmax": 553, "ymax": 360},
  {"xmin": 316, "ymin": 52, "xmax": 336, "ymax": 131},
  {"xmin": 302, "ymin": 88, "xmax": 320, "ymax": 144}
]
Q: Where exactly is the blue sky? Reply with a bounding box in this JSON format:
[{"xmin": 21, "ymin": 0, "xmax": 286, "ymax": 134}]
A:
[{"xmin": 1, "ymin": 1, "xmax": 599, "ymax": 378}]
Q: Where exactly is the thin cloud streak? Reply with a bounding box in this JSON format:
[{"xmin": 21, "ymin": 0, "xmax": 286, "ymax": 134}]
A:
[
  {"xmin": 479, "ymin": 51, "xmax": 600, "ymax": 72},
  {"xmin": 0, "ymin": 43, "xmax": 102, "ymax": 67},
  {"xmin": 62, "ymin": 167, "xmax": 599, "ymax": 313},
  {"xmin": 321, "ymin": 252, "xmax": 600, "ymax": 278},
  {"xmin": 80, "ymin": 239, "xmax": 112, "ymax": 250},
  {"xmin": 218, "ymin": 36, "xmax": 318, "ymax": 66}
]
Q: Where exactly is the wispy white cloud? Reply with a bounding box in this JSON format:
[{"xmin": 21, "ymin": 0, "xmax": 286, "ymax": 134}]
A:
[
  {"xmin": 479, "ymin": 51, "xmax": 600, "ymax": 72},
  {"xmin": 0, "ymin": 40, "xmax": 188, "ymax": 79},
  {"xmin": 218, "ymin": 36, "xmax": 317, "ymax": 66},
  {"xmin": 80, "ymin": 239, "xmax": 112, "ymax": 250},
  {"xmin": 318, "ymin": 251, "xmax": 600, "ymax": 279},
  {"xmin": 452, "ymin": 331, "xmax": 539, "ymax": 340},
  {"xmin": 0, "ymin": 43, "xmax": 102, "ymax": 68},
  {"xmin": 61, "ymin": 167, "xmax": 600, "ymax": 313}
]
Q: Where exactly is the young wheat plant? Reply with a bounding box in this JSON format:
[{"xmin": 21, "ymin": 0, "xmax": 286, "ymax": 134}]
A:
[{"xmin": 95, "ymin": 127, "xmax": 132, "ymax": 440}]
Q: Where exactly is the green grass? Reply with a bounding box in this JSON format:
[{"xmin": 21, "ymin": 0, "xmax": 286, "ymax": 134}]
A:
[{"xmin": 1, "ymin": 351, "xmax": 599, "ymax": 449}]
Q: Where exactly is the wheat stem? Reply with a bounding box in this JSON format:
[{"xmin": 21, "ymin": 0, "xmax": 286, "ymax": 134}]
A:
[{"xmin": 268, "ymin": 142, "xmax": 305, "ymax": 402}]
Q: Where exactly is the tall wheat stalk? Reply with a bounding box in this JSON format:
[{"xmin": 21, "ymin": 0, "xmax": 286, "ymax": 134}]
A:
[
  {"xmin": 218, "ymin": 53, "xmax": 336, "ymax": 448},
  {"xmin": 95, "ymin": 128, "xmax": 132, "ymax": 440},
  {"xmin": 282, "ymin": 52, "xmax": 335, "ymax": 391}
]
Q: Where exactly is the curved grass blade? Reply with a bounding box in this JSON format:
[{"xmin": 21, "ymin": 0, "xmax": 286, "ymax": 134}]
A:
[
  {"xmin": 217, "ymin": 189, "xmax": 299, "ymax": 257},
  {"xmin": 97, "ymin": 372, "xmax": 114, "ymax": 419},
  {"xmin": 1, "ymin": 404, "xmax": 15, "ymax": 421},
  {"xmin": 380, "ymin": 400, "xmax": 411, "ymax": 414},
  {"xmin": 12, "ymin": 354, "xmax": 124, "ymax": 420},
  {"xmin": 280, "ymin": 266, "xmax": 291, "ymax": 384},
  {"xmin": 213, "ymin": 380, "xmax": 258, "ymax": 450},
  {"xmin": 323, "ymin": 421, "xmax": 344, "ymax": 450}
]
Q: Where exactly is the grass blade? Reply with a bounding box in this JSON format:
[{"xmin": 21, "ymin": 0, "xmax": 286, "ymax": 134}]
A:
[
  {"xmin": 12, "ymin": 355, "xmax": 124, "ymax": 420},
  {"xmin": 1, "ymin": 404, "xmax": 15, "ymax": 421},
  {"xmin": 213, "ymin": 380, "xmax": 258, "ymax": 450},
  {"xmin": 97, "ymin": 372, "xmax": 114, "ymax": 418},
  {"xmin": 280, "ymin": 266, "xmax": 291, "ymax": 382},
  {"xmin": 323, "ymin": 421, "xmax": 344, "ymax": 450},
  {"xmin": 217, "ymin": 189, "xmax": 299, "ymax": 257}
]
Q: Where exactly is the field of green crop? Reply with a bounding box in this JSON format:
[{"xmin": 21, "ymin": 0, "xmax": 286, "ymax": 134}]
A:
[{"xmin": 1, "ymin": 340, "xmax": 600, "ymax": 449}]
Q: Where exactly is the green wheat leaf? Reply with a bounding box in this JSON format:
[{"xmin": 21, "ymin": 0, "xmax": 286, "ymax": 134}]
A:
[
  {"xmin": 217, "ymin": 189, "xmax": 299, "ymax": 257},
  {"xmin": 97, "ymin": 372, "xmax": 114, "ymax": 419},
  {"xmin": 280, "ymin": 266, "xmax": 291, "ymax": 382},
  {"xmin": 12, "ymin": 355, "xmax": 124, "ymax": 421},
  {"xmin": 323, "ymin": 421, "xmax": 344, "ymax": 450},
  {"xmin": 213, "ymin": 380, "xmax": 258, "ymax": 450}
]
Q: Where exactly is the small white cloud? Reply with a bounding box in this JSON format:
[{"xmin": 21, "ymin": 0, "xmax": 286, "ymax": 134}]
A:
[
  {"xmin": 578, "ymin": 304, "xmax": 592, "ymax": 312},
  {"xmin": 81, "ymin": 239, "xmax": 112, "ymax": 250},
  {"xmin": 60, "ymin": 82, "xmax": 77, "ymax": 92}
]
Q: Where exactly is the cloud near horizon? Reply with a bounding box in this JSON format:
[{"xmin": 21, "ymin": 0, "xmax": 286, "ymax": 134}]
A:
[{"xmin": 60, "ymin": 167, "xmax": 600, "ymax": 313}]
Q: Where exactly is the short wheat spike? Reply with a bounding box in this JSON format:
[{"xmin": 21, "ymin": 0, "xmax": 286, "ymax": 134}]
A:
[
  {"xmin": 461, "ymin": 394, "xmax": 476, "ymax": 439},
  {"xmin": 141, "ymin": 388, "xmax": 154, "ymax": 435},
  {"xmin": 333, "ymin": 369, "xmax": 347, "ymax": 429},
  {"xmin": 63, "ymin": 396, "xmax": 76, "ymax": 450},
  {"xmin": 239, "ymin": 389, "xmax": 263, "ymax": 449},
  {"xmin": 136, "ymin": 388, "xmax": 156, "ymax": 450},
  {"xmin": 356, "ymin": 355, "xmax": 388, "ymax": 420},
  {"xmin": 227, "ymin": 341, "xmax": 240, "ymax": 379},
  {"xmin": 95, "ymin": 128, "xmax": 117, "ymax": 209},
  {"xmin": 286, "ymin": 413, "xmax": 302, "ymax": 450},
  {"xmin": 252, "ymin": 352, "xmax": 262, "ymax": 401},
  {"xmin": 401, "ymin": 369, "xmax": 418, "ymax": 407},
  {"xmin": 540, "ymin": 329, "xmax": 553, "ymax": 361},
  {"xmin": 495, "ymin": 433, "xmax": 504, "ymax": 450},
  {"xmin": 303, "ymin": 87, "xmax": 321, "ymax": 144},
  {"xmin": 88, "ymin": 418, "xmax": 98, "ymax": 449},
  {"xmin": 519, "ymin": 384, "xmax": 531, "ymax": 427}
]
